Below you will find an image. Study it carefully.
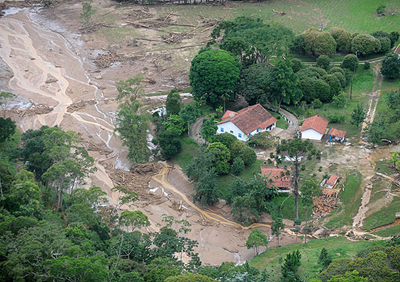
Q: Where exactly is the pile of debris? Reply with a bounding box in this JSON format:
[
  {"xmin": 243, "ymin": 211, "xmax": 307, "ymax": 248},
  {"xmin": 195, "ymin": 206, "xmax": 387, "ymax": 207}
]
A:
[
  {"xmin": 67, "ymin": 99, "xmax": 96, "ymax": 113},
  {"xmin": 162, "ymin": 32, "xmax": 194, "ymax": 44},
  {"xmin": 12, "ymin": 104, "xmax": 53, "ymax": 116},
  {"xmin": 94, "ymin": 52, "xmax": 120, "ymax": 69},
  {"xmin": 312, "ymin": 194, "xmax": 339, "ymax": 218}
]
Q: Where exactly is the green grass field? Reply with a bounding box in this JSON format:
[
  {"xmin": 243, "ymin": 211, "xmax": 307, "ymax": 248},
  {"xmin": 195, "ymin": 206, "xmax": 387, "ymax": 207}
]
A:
[
  {"xmin": 217, "ymin": 159, "xmax": 262, "ymax": 199},
  {"xmin": 249, "ymin": 236, "xmax": 385, "ymax": 280},
  {"xmin": 276, "ymin": 116, "xmax": 289, "ymax": 129},
  {"xmin": 171, "ymin": 134, "xmax": 200, "ymax": 170},
  {"xmin": 363, "ymin": 196, "xmax": 400, "ymax": 231},
  {"xmin": 157, "ymin": 0, "xmax": 400, "ymax": 35},
  {"xmin": 372, "ymin": 225, "xmax": 400, "ymax": 237},
  {"xmin": 325, "ymin": 171, "xmax": 362, "ymax": 229}
]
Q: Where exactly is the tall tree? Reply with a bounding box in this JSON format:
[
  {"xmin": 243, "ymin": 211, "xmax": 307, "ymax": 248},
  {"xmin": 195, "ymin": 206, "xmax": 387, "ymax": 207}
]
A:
[
  {"xmin": 166, "ymin": 90, "xmax": 183, "ymax": 116},
  {"xmin": 189, "ymin": 49, "xmax": 240, "ymax": 108},
  {"xmin": 246, "ymin": 229, "xmax": 268, "ymax": 255},
  {"xmin": 276, "ymin": 137, "xmax": 320, "ymax": 219},
  {"xmin": 281, "ymin": 250, "xmax": 302, "ymax": 282},
  {"xmin": 0, "ymin": 117, "xmax": 16, "ymax": 151},
  {"xmin": 381, "ymin": 53, "xmax": 400, "ymax": 79},
  {"xmin": 271, "ymin": 216, "xmax": 285, "ymax": 247},
  {"xmin": 351, "ymin": 103, "xmax": 366, "ymax": 128},
  {"xmin": 272, "ymin": 59, "xmax": 302, "ymax": 111},
  {"xmin": 116, "ymin": 100, "xmax": 151, "ymax": 164},
  {"xmin": 301, "ymin": 177, "xmax": 319, "ymax": 244}
]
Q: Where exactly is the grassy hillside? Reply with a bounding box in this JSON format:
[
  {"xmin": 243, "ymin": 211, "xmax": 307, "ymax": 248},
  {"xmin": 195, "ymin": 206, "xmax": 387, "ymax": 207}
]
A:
[
  {"xmin": 250, "ymin": 236, "xmax": 385, "ymax": 281},
  {"xmin": 157, "ymin": 0, "xmax": 400, "ymax": 34}
]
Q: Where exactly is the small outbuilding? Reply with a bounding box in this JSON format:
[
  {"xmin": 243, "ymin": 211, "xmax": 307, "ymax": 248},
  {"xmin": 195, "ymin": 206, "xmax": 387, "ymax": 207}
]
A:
[
  {"xmin": 261, "ymin": 166, "xmax": 292, "ymax": 193},
  {"xmin": 395, "ymin": 44, "xmax": 400, "ymax": 57},
  {"xmin": 299, "ymin": 115, "xmax": 329, "ymax": 141},
  {"xmin": 326, "ymin": 174, "xmax": 340, "ymax": 188},
  {"xmin": 329, "ymin": 128, "xmax": 347, "ymax": 142}
]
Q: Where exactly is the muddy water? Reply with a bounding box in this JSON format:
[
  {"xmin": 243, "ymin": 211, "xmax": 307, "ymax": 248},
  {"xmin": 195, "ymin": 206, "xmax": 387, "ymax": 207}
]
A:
[{"xmin": 0, "ymin": 10, "xmax": 128, "ymax": 202}]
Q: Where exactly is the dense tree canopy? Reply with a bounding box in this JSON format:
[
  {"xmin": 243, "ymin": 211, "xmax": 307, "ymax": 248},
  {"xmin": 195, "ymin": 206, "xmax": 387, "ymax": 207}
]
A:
[
  {"xmin": 302, "ymin": 29, "xmax": 337, "ymax": 56},
  {"xmin": 189, "ymin": 49, "xmax": 240, "ymax": 107},
  {"xmin": 381, "ymin": 53, "xmax": 400, "ymax": 79}
]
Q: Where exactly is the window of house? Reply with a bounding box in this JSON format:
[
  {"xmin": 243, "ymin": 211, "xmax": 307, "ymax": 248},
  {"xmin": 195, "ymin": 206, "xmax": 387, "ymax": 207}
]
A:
[
  {"xmin": 230, "ymin": 130, "xmax": 234, "ymax": 134},
  {"xmin": 220, "ymin": 128, "xmax": 224, "ymax": 132},
  {"xmin": 238, "ymin": 133, "xmax": 242, "ymax": 138},
  {"xmin": 249, "ymin": 133, "xmax": 252, "ymax": 136},
  {"xmin": 256, "ymin": 128, "xmax": 259, "ymax": 132}
]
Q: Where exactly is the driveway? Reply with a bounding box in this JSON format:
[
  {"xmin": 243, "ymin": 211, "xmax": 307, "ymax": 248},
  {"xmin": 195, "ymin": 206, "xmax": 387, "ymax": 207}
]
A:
[
  {"xmin": 189, "ymin": 115, "xmax": 208, "ymax": 145},
  {"xmin": 276, "ymin": 108, "xmax": 299, "ymax": 139}
]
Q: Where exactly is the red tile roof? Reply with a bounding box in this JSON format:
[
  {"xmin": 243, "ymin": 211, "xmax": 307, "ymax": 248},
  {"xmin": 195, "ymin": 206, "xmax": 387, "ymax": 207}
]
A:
[
  {"xmin": 327, "ymin": 175, "xmax": 340, "ymax": 187},
  {"xmin": 299, "ymin": 115, "xmax": 329, "ymax": 135},
  {"xmin": 395, "ymin": 44, "xmax": 400, "ymax": 55},
  {"xmin": 217, "ymin": 104, "xmax": 277, "ymax": 135},
  {"xmin": 261, "ymin": 166, "xmax": 292, "ymax": 188},
  {"xmin": 329, "ymin": 128, "xmax": 347, "ymax": 138}
]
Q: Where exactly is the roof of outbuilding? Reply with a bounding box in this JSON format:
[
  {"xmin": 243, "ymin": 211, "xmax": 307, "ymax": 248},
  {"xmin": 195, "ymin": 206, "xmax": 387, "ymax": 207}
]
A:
[
  {"xmin": 261, "ymin": 166, "xmax": 292, "ymax": 188},
  {"xmin": 217, "ymin": 104, "xmax": 277, "ymax": 134},
  {"xmin": 395, "ymin": 44, "xmax": 400, "ymax": 55},
  {"xmin": 327, "ymin": 175, "xmax": 340, "ymax": 187},
  {"xmin": 329, "ymin": 128, "xmax": 347, "ymax": 138},
  {"xmin": 299, "ymin": 115, "xmax": 329, "ymax": 135}
]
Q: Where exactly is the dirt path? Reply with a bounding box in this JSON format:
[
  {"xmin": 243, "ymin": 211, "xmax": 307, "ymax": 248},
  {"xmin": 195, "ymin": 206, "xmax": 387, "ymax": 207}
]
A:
[
  {"xmin": 360, "ymin": 65, "xmax": 383, "ymax": 137},
  {"xmin": 189, "ymin": 115, "xmax": 207, "ymax": 145}
]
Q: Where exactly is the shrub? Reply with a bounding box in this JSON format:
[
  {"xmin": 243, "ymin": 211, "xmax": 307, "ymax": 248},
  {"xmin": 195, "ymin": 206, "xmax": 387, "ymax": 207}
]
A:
[
  {"xmin": 328, "ymin": 114, "xmax": 345, "ymax": 123},
  {"xmin": 364, "ymin": 62, "xmax": 371, "ymax": 70},
  {"xmin": 312, "ymin": 99, "xmax": 323, "ymax": 109},
  {"xmin": 232, "ymin": 157, "xmax": 245, "ymax": 176}
]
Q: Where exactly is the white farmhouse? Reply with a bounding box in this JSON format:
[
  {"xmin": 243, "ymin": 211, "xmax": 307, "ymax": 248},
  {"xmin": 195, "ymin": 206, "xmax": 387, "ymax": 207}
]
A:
[
  {"xmin": 216, "ymin": 104, "xmax": 277, "ymax": 141},
  {"xmin": 299, "ymin": 115, "xmax": 329, "ymax": 141}
]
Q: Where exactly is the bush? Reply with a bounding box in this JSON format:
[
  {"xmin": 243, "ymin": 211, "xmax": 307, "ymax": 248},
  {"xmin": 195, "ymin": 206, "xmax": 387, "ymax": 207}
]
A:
[
  {"xmin": 364, "ymin": 62, "xmax": 371, "ymax": 70},
  {"xmin": 316, "ymin": 55, "xmax": 331, "ymax": 70},
  {"xmin": 328, "ymin": 114, "xmax": 345, "ymax": 123},
  {"xmin": 341, "ymin": 54, "xmax": 359, "ymax": 72},
  {"xmin": 291, "ymin": 58, "xmax": 304, "ymax": 73},
  {"xmin": 376, "ymin": 4, "xmax": 386, "ymax": 15},
  {"xmin": 232, "ymin": 157, "xmax": 245, "ymax": 176},
  {"xmin": 311, "ymin": 99, "xmax": 323, "ymax": 109}
]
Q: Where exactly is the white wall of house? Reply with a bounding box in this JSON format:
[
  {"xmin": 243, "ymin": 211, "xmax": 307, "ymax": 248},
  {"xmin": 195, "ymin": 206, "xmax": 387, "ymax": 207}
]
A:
[
  {"xmin": 217, "ymin": 122, "xmax": 248, "ymax": 141},
  {"xmin": 301, "ymin": 129, "xmax": 323, "ymax": 140},
  {"xmin": 248, "ymin": 122, "xmax": 276, "ymax": 136}
]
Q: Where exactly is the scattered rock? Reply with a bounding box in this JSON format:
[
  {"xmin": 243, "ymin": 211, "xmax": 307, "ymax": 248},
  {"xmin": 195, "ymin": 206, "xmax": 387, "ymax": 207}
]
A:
[{"xmin": 45, "ymin": 74, "xmax": 58, "ymax": 83}]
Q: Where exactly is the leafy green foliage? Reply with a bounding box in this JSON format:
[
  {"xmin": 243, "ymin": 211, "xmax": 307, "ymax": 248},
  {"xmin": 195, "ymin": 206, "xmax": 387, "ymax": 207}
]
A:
[
  {"xmin": 329, "ymin": 27, "xmax": 352, "ymax": 52},
  {"xmin": 230, "ymin": 141, "xmax": 256, "ymax": 166},
  {"xmin": 166, "ymin": 89, "xmax": 183, "ymax": 115},
  {"xmin": 0, "ymin": 117, "xmax": 16, "ymax": 151},
  {"xmin": 302, "ymin": 29, "xmax": 337, "ymax": 56},
  {"xmin": 320, "ymin": 248, "xmax": 333, "ymax": 270},
  {"xmin": 201, "ymin": 114, "xmax": 218, "ymax": 142},
  {"xmin": 246, "ymin": 229, "xmax": 268, "ymax": 255},
  {"xmin": 158, "ymin": 128, "xmax": 182, "ymax": 160},
  {"xmin": 190, "ymin": 49, "xmax": 240, "ymax": 107},
  {"xmin": 80, "ymin": 0, "xmax": 96, "ymax": 25},
  {"xmin": 247, "ymin": 131, "xmax": 278, "ymax": 149},
  {"xmin": 239, "ymin": 63, "xmax": 275, "ymax": 105},
  {"xmin": 273, "ymin": 59, "xmax": 302, "ymax": 109},
  {"xmin": 206, "ymin": 142, "xmax": 231, "ymax": 175},
  {"xmin": 232, "ymin": 157, "xmax": 245, "ymax": 176},
  {"xmin": 351, "ymin": 34, "xmax": 381, "ymax": 56},
  {"xmin": 381, "ymin": 53, "xmax": 400, "ymax": 79},
  {"xmin": 317, "ymin": 55, "xmax": 332, "ymax": 70},
  {"xmin": 281, "ymin": 250, "xmax": 302, "ymax": 282},
  {"xmin": 213, "ymin": 17, "xmax": 294, "ymax": 67},
  {"xmin": 351, "ymin": 103, "xmax": 366, "ymax": 127},
  {"xmin": 341, "ymin": 54, "xmax": 359, "ymax": 72}
]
